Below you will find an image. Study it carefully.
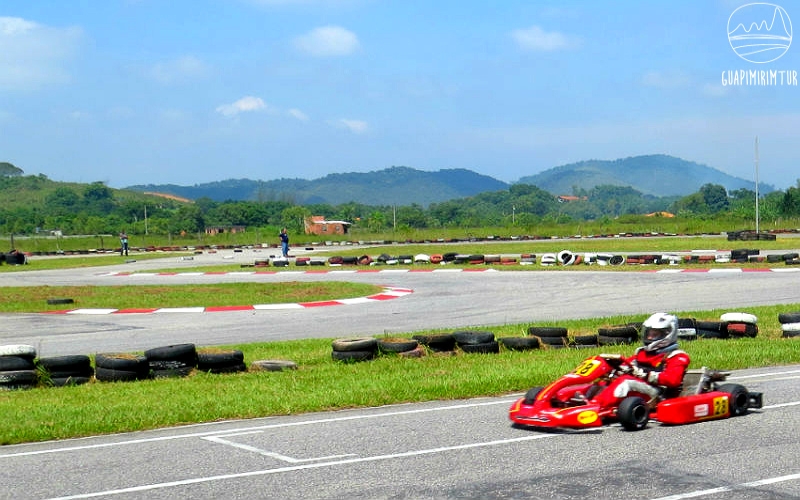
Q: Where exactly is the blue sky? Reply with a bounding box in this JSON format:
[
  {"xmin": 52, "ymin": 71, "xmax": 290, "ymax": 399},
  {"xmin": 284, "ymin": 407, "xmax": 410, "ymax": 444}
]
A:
[{"xmin": 1, "ymin": 0, "xmax": 799, "ymax": 190}]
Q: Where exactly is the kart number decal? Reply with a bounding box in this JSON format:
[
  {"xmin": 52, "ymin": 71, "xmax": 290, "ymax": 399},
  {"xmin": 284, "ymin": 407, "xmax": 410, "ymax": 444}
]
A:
[
  {"xmin": 574, "ymin": 359, "xmax": 602, "ymax": 377},
  {"xmin": 713, "ymin": 396, "xmax": 729, "ymax": 416},
  {"xmin": 577, "ymin": 410, "xmax": 598, "ymax": 425}
]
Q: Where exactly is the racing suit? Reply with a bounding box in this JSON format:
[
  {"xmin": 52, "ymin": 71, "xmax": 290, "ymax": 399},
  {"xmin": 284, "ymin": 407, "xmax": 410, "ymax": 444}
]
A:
[{"xmin": 592, "ymin": 347, "xmax": 691, "ymax": 406}]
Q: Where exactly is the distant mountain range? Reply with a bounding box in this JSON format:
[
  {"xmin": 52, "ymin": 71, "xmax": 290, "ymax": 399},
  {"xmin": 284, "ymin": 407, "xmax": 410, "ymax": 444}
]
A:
[{"xmin": 127, "ymin": 155, "xmax": 773, "ymax": 206}]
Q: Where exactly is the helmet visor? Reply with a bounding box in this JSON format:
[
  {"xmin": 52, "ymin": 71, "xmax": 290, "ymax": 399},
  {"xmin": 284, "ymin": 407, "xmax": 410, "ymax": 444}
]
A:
[{"xmin": 644, "ymin": 327, "xmax": 668, "ymax": 342}]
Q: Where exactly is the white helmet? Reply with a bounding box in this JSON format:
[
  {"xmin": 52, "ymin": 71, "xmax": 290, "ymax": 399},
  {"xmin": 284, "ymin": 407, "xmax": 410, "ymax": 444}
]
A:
[{"xmin": 641, "ymin": 312, "xmax": 678, "ymax": 352}]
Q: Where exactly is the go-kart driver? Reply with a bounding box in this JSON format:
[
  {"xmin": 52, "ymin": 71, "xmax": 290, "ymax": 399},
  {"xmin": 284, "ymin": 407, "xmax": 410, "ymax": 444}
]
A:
[{"xmin": 592, "ymin": 312, "xmax": 691, "ymax": 405}]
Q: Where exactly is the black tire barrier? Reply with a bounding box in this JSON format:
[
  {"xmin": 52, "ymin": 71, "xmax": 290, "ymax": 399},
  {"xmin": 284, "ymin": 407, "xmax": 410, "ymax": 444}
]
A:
[
  {"xmin": 778, "ymin": 312, "xmax": 800, "ymax": 324},
  {"xmin": 781, "ymin": 323, "xmax": 800, "ymax": 338},
  {"xmin": 598, "ymin": 335, "xmax": 637, "ymax": 346},
  {"xmin": 412, "ymin": 333, "xmax": 456, "ymax": 352},
  {"xmin": 597, "ymin": 325, "xmax": 639, "ymax": 343},
  {"xmin": 38, "ymin": 355, "xmax": 92, "ymax": 374},
  {"xmin": 452, "ymin": 330, "xmax": 495, "ymax": 345},
  {"xmin": 0, "ymin": 369, "xmax": 38, "ymax": 390},
  {"xmin": 250, "ymin": 359, "xmax": 298, "ymax": 371},
  {"xmin": 571, "ymin": 334, "xmax": 599, "ymax": 347},
  {"xmin": 331, "ymin": 350, "xmax": 375, "ymax": 362},
  {"xmin": 459, "ymin": 341, "xmax": 500, "ymax": 354},
  {"xmin": 498, "ymin": 337, "xmax": 541, "ymax": 351},
  {"xmin": 538, "ymin": 336, "xmax": 567, "ymax": 348},
  {"xmin": 95, "ymin": 353, "xmax": 149, "ymax": 372},
  {"xmin": 197, "ymin": 349, "xmax": 246, "ymax": 374},
  {"xmin": 377, "ymin": 338, "xmax": 419, "ymax": 354},
  {"xmin": 0, "ymin": 355, "xmax": 35, "ymax": 371},
  {"xmin": 144, "ymin": 344, "xmax": 198, "ymax": 366},
  {"xmin": 398, "ymin": 345, "xmax": 426, "ymax": 358},
  {"xmin": 46, "ymin": 298, "xmax": 74, "ymax": 305},
  {"xmin": 527, "ymin": 326, "xmax": 568, "ymax": 337},
  {"xmin": 95, "ymin": 366, "xmax": 148, "ymax": 382},
  {"xmin": 331, "ymin": 337, "xmax": 378, "ymax": 352}
]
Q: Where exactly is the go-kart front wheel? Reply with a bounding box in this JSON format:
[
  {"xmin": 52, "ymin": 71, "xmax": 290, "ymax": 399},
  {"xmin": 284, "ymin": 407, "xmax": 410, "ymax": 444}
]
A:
[
  {"xmin": 717, "ymin": 383, "xmax": 750, "ymax": 416},
  {"xmin": 618, "ymin": 396, "xmax": 650, "ymax": 431},
  {"xmin": 523, "ymin": 386, "xmax": 543, "ymax": 405}
]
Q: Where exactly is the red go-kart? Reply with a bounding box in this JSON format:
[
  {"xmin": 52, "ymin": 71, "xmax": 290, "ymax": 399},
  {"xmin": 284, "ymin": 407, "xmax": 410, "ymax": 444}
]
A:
[{"xmin": 509, "ymin": 353, "xmax": 763, "ymax": 431}]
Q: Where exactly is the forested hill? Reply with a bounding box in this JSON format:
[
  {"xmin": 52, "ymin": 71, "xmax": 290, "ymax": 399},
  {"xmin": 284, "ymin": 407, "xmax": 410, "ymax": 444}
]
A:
[
  {"xmin": 126, "ymin": 156, "xmax": 771, "ymax": 205},
  {"xmin": 127, "ymin": 167, "xmax": 510, "ymax": 206},
  {"xmin": 518, "ymin": 155, "xmax": 774, "ymax": 197}
]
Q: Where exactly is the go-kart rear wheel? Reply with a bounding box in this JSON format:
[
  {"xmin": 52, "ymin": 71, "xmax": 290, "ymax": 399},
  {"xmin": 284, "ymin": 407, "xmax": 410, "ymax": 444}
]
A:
[
  {"xmin": 718, "ymin": 383, "xmax": 749, "ymax": 416},
  {"xmin": 523, "ymin": 386, "xmax": 543, "ymax": 405},
  {"xmin": 618, "ymin": 396, "xmax": 649, "ymax": 431}
]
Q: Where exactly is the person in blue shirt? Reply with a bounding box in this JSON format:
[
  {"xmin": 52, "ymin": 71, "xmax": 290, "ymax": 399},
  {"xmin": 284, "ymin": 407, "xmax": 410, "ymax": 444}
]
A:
[{"xmin": 279, "ymin": 228, "xmax": 289, "ymax": 258}]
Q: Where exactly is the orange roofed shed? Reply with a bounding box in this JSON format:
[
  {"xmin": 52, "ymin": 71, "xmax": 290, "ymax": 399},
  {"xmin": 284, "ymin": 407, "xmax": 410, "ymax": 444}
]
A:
[{"xmin": 304, "ymin": 216, "xmax": 351, "ymax": 235}]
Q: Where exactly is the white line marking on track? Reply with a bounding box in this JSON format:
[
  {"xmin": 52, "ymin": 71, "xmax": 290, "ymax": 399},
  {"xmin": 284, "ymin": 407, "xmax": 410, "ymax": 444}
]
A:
[
  {"xmin": 202, "ymin": 433, "xmax": 357, "ymax": 463},
  {"xmin": 0, "ymin": 399, "xmax": 515, "ymax": 459},
  {"xmin": 649, "ymin": 472, "xmax": 800, "ymax": 500},
  {"xmin": 43, "ymin": 433, "xmax": 557, "ymax": 500}
]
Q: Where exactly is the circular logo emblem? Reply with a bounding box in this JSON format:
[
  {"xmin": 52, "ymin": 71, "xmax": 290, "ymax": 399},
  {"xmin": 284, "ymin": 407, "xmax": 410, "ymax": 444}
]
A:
[
  {"xmin": 577, "ymin": 410, "xmax": 598, "ymax": 425},
  {"xmin": 728, "ymin": 3, "xmax": 793, "ymax": 64}
]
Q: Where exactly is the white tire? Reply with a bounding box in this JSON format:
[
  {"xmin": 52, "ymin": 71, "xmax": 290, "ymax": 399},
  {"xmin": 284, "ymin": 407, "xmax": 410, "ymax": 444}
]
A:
[
  {"xmin": 0, "ymin": 344, "xmax": 37, "ymax": 357},
  {"xmin": 720, "ymin": 312, "xmax": 758, "ymax": 324},
  {"xmin": 781, "ymin": 322, "xmax": 800, "ymax": 332}
]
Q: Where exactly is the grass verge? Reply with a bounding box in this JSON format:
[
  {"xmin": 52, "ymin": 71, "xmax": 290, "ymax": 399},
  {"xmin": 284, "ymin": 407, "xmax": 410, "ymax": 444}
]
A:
[
  {"xmin": 0, "ymin": 282, "xmax": 383, "ymax": 313},
  {"xmin": 1, "ymin": 304, "xmax": 798, "ymax": 445}
]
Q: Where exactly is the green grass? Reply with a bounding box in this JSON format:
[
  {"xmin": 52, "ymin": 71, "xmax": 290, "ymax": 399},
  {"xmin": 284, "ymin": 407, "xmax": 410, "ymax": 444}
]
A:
[
  {"xmin": 1, "ymin": 305, "xmax": 798, "ymax": 445},
  {"xmin": 0, "ymin": 252, "xmax": 191, "ymax": 272},
  {"xmin": 0, "ymin": 282, "xmax": 383, "ymax": 312}
]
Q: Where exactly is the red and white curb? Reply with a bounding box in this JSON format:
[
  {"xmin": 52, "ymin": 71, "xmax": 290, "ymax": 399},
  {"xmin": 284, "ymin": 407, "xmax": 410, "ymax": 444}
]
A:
[
  {"xmin": 100, "ymin": 268, "xmax": 498, "ymax": 277},
  {"xmin": 43, "ymin": 286, "xmax": 413, "ymax": 315},
  {"xmin": 97, "ymin": 267, "xmax": 797, "ymax": 277}
]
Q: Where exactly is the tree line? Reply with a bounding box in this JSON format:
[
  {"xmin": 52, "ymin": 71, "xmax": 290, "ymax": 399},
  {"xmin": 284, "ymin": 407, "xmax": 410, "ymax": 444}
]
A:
[{"xmin": 2, "ymin": 173, "xmax": 800, "ymax": 237}]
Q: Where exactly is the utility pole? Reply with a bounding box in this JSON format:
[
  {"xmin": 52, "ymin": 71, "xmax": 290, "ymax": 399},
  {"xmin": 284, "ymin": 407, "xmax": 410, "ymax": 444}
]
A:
[{"xmin": 754, "ymin": 136, "xmax": 760, "ymax": 234}]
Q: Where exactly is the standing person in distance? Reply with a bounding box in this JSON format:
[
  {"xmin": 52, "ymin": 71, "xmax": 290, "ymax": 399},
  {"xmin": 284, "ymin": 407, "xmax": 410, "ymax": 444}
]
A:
[
  {"xmin": 279, "ymin": 228, "xmax": 289, "ymax": 258},
  {"xmin": 119, "ymin": 232, "xmax": 129, "ymax": 256}
]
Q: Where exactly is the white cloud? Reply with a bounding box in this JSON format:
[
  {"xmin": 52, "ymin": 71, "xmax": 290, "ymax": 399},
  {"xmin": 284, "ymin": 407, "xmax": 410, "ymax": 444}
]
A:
[
  {"xmin": 511, "ymin": 25, "xmax": 578, "ymax": 51},
  {"xmin": 146, "ymin": 55, "xmax": 210, "ymax": 84},
  {"xmin": 336, "ymin": 118, "xmax": 368, "ymax": 133},
  {"xmin": 288, "ymin": 108, "xmax": 309, "ymax": 121},
  {"xmin": 641, "ymin": 70, "xmax": 691, "ymax": 89},
  {"xmin": 0, "ymin": 16, "xmax": 83, "ymax": 91},
  {"xmin": 293, "ymin": 26, "xmax": 360, "ymax": 56},
  {"xmin": 216, "ymin": 96, "xmax": 269, "ymax": 117}
]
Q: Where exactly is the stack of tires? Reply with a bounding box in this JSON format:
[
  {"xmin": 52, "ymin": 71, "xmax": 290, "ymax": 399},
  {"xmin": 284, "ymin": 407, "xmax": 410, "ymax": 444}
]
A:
[
  {"xmin": 779, "ymin": 311, "xmax": 800, "ymax": 338},
  {"xmin": 453, "ymin": 330, "xmax": 499, "ymax": 353},
  {"xmin": 695, "ymin": 320, "xmax": 727, "ymax": 339},
  {"xmin": 331, "ymin": 337, "xmax": 378, "ymax": 362},
  {"xmin": 570, "ymin": 333, "xmax": 599, "ymax": 349},
  {"xmin": 498, "ymin": 335, "xmax": 541, "ymax": 351},
  {"xmin": 528, "ymin": 326, "xmax": 568, "ymax": 349},
  {"xmin": 597, "ymin": 324, "xmax": 639, "ymax": 346},
  {"xmin": 145, "ymin": 343, "xmax": 198, "ymax": 378},
  {"xmin": 677, "ymin": 318, "xmax": 698, "ymax": 341},
  {"xmin": 95, "ymin": 353, "xmax": 150, "ymax": 382},
  {"xmin": 197, "ymin": 348, "xmax": 247, "ymax": 373},
  {"xmin": 720, "ymin": 312, "xmax": 758, "ymax": 338},
  {"xmin": 0, "ymin": 344, "xmax": 38, "ymax": 390},
  {"xmin": 376, "ymin": 337, "xmax": 424, "ymax": 358},
  {"xmin": 412, "ymin": 333, "xmax": 456, "ymax": 353},
  {"xmin": 38, "ymin": 355, "xmax": 93, "ymax": 386}
]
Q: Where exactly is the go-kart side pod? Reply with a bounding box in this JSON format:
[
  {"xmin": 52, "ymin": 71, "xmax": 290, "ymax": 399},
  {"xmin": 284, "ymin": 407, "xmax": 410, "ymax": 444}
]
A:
[{"xmin": 655, "ymin": 384, "xmax": 763, "ymax": 425}]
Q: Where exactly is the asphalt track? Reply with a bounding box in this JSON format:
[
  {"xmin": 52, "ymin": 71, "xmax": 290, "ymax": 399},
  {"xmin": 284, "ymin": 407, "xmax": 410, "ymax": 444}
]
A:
[
  {"xmin": 1, "ymin": 252, "xmax": 800, "ymax": 499},
  {"xmin": 1, "ymin": 366, "xmax": 798, "ymax": 500}
]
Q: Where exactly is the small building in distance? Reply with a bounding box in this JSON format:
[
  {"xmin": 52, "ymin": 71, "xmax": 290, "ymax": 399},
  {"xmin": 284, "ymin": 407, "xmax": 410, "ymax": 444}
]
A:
[
  {"xmin": 205, "ymin": 225, "xmax": 246, "ymax": 235},
  {"xmin": 304, "ymin": 216, "xmax": 351, "ymax": 236},
  {"xmin": 557, "ymin": 195, "xmax": 588, "ymax": 203}
]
